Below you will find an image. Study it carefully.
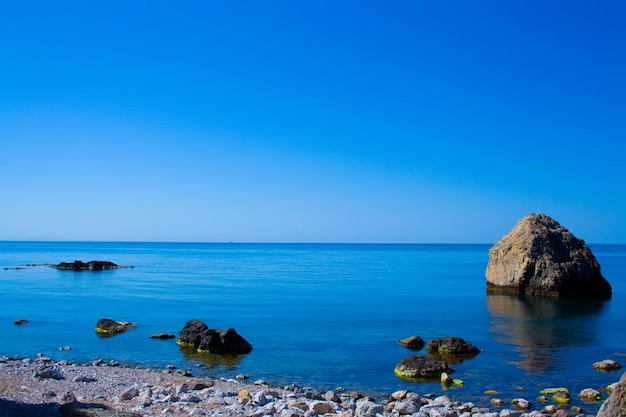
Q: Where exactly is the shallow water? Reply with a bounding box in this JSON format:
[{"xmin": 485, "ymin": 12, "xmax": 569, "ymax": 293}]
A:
[{"xmin": 1, "ymin": 241, "xmax": 624, "ymax": 412}]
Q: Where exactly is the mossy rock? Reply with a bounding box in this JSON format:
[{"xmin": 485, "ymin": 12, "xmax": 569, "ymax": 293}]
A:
[
  {"xmin": 394, "ymin": 355, "xmax": 453, "ymax": 381},
  {"xmin": 552, "ymin": 391, "xmax": 571, "ymax": 405},
  {"xmin": 540, "ymin": 387, "xmax": 569, "ymax": 395},
  {"xmin": 95, "ymin": 318, "xmax": 137, "ymax": 336}
]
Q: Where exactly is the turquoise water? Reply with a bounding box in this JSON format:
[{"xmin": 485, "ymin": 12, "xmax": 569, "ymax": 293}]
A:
[{"xmin": 1, "ymin": 241, "xmax": 624, "ymax": 412}]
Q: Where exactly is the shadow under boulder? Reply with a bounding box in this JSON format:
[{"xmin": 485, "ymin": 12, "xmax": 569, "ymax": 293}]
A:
[{"xmin": 177, "ymin": 319, "xmax": 253, "ymax": 354}]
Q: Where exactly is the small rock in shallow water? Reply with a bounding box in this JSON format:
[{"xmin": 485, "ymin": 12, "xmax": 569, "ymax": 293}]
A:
[
  {"xmin": 578, "ymin": 388, "xmax": 602, "ymax": 401},
  {"xmin": 490, "ymin": 398, "xmax": 504, "ymax": 407},
  {"xmin": 593, "ymin": 359, "xmax": 622, "ymax": 371},
  {"xmin": 511, "ymin": 398, "xmax": 531, "ymax": 410}
]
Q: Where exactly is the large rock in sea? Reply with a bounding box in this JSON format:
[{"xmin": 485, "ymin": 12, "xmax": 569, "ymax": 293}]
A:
[
  {"xmin": 597, "ymin": 372, "xmax": 626, "ymax": 417},
  {"xmin": 485, "ymin": 213, "xmax": 612, "ymax": 298},
  {"xmin": 177, "ymin": 319, "xmax": 253, "ymax": 354}
]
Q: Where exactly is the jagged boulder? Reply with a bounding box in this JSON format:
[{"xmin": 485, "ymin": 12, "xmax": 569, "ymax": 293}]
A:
[
  {"xmin": 177, "ymin": 319, "xmax": 253, "ymax": 354},
  {"xmin": 485, "ymin": 213, "xmax": 612, "ymax": 297},
  {"xmin": 597, "ymin": 372, "xmax": 626, "ymax": 417}
]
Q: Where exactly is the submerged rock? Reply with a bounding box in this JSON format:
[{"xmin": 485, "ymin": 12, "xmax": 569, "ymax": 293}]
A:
[
  {"xmin": 54, "ymin": 260, "xmax": 133, "ymax": 271},
  {"xmin": 394, "ymin": 354, "xmax": 453, "ymax": 380},
  {"xmin": 485, "ymin": 213, "xmax": 612, "ymax": 298},
  {"xmin": 177, "ymin": 319, "xmax": 253, "ymax": 354}
]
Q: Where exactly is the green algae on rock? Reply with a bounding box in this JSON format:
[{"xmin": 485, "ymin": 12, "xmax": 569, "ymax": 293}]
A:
[
  {"xmin": 394, "ymin": 355, "xmax": 453, "ymax": 381},
  {"xmin": 95, "ymin": 318, "xmax": 138, "ymax": 336}
]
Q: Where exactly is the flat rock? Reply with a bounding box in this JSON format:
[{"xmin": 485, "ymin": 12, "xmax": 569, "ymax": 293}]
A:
[
  {"xmin": 485, "ymin": 213, "xmax": 612, "ymax": 297},
  {"xmin": 150, "ymin": 333, "xmax": 175, "ymax": 340},
  {"xmin": 54, "ymin": 260, "xmax": 132, "ymax": 271},
  {"xmin": 394, "ymin": 354, "xmax": 453, "ymax": 380}
]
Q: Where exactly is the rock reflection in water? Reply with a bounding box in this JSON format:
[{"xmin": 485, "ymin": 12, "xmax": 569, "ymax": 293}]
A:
[
  {"xmin": 179, "ymin": 346, "xmax": 246, "ymax": 368},
  {"xmin": 487, "ymin": 294, "xmax": 607, "ymax": 371}
]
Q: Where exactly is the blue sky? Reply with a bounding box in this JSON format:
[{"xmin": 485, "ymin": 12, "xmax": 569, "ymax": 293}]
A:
[{"xmin": 1, "ymin": 1, "xmax": 624, "ymax": 243}]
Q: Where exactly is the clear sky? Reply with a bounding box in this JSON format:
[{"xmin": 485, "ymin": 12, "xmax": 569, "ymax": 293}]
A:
[{"xmin": 1, "ymin": 1, "xmax": 624, "ymax": 243}]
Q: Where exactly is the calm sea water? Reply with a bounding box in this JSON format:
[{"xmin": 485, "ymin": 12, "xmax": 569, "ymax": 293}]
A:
[{"xmin": 1, "ymin": 241, "xmax": 624, "ymax": 412}]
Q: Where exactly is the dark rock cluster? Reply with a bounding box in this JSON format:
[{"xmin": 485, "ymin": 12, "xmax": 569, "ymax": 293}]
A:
[
  {"xmin": 177, "ymin": 319, "xmax": 253, "ymax": 354},
  {"xmin": 54, "ymin": 260, "xmax": 132, "ymax": 271}
]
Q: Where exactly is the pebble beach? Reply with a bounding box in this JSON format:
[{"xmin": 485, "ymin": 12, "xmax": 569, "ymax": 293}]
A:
[{"xmin": 0, "ymin": 355, "xmax": 600, "ymax": 417}]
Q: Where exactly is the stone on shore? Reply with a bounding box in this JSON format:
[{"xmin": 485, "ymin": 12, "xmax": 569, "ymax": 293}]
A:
[
  {"xmin": 597, "ymin": 372, "xmax": 626, "ymax": 417},
  {"xmin": 485, "ymin": 213, "xmax": 612, "ymax": 297},
  {"xmin": 95, "ymin": 318, "xmax": 138, "ymax": 335},
  {"xmin": 34, "ymin": 363, "xmax": 63, "ymax": 380},
  {"xmin": 54, "ymin": 260, "xmax": 132, "ymax": 271},
  {"xmin": 397, "ymin": 335, "xmax": 425, "ymax": 350},
  {"xmin": 176, "ymin": 319, "xmax": 253, "ymax": 354},
  {"xmin": 394, "ymin": 354, "xmax": 453, "ymax": 380}
]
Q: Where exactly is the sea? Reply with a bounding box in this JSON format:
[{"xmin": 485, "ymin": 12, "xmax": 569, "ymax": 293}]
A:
[{"xmin": 1, "ymin": 241, "xmax": 624, "ymax": 412}]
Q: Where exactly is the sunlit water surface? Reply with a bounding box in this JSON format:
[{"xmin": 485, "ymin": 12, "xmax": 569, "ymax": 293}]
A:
[{"xmin": 1, "ymin": 242, "xmax": 624, "ymax": 413}]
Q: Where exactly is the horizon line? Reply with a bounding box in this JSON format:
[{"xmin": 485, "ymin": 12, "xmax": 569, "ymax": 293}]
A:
[{"xmin": 1, "ymin": 239, "xmax": 624, "ymax": 245}]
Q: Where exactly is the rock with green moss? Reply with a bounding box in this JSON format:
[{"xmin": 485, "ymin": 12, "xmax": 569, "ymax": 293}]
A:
[
  {"xmin": 593, "ymin": 359, "xmax": 622, "ymax": 372},
  {"xmin": 540, "ymin": 387, "xmax": 569, "ymax": 395},
  {"xmin": 95, "ymin": 318, "xmax": 138, "ymax": 335},
  {"xmin": 578, "ymin": 388, "xmax": 602, "ymax": 402},
  {"xmin": 552, "ymin": 390, "xmax": 571, "ymax": 405},
  {"xmin": 394, "ymin": 355, "xmax": 453, "ymax": 381}
]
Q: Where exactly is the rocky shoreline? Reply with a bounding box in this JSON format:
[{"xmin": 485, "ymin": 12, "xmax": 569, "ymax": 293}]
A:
[{"xmin": 1, "ymin": 355, "xmax": 618, "ymax": 417}]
